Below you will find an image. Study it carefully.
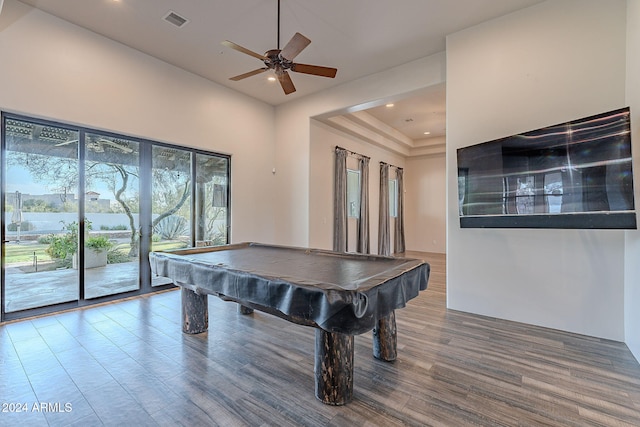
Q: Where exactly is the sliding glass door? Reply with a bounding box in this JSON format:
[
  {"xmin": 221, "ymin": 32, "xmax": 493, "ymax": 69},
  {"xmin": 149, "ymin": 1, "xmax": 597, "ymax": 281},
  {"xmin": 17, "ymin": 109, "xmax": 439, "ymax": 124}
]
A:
[
  {"xmin": 84, "ymin": 133, "xmax": 140, "ymax": 298},
  {"xmin": 3, "ymin": 119, "xmax": 80, "ymax": 312},
  {"xmin": 1, "ymin": 114, "xmax": 230, "ymax": 321},
  {"xmin": 195, "ymin": 153, "xmax": 229, "ymax": 247},
  {"xmin": 151, "ymin": 146, "xmax": 191, "ymax": 287}
]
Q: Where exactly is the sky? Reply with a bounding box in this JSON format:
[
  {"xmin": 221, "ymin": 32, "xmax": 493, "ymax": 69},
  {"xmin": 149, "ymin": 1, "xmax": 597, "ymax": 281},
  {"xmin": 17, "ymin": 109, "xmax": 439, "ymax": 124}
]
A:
[{"xmin": 6, "ymin": 164, "xmax": 112, "ymax": 199}]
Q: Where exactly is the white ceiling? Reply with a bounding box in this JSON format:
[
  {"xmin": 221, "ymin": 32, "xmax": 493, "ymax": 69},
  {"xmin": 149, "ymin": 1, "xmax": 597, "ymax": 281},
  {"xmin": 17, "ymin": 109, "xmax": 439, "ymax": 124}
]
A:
[
  {"xmin": 366, "ymin": 85, "xmax": 447, "ymax": 141},
  {"xmin": 17, "ymin": 0, "xmax": 543, "ymax": 144}
]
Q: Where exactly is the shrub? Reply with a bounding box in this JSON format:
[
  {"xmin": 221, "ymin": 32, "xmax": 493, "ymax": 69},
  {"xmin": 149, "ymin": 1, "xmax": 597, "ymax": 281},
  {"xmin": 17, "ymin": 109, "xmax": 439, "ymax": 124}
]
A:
[
  {"xmin": 45, "ymin": 233, "xmax": 76, "ymax": 260},
  {"xmin": 45, "ymin": 220, "xmax": 110, "ymax": 260},
  {"xmin": 85, "ymin": 236, "xmax": 112, "ymax": 252},
  {"xmin": 99, "ymin": 224, "xmax": 128, "ymax": 230},
  {"xmin": 38, "ymin": 235, "xmax": 54, "ymax": 244},
  {"xmin": 154, "ymin": 215, "xmax": 188, "ymax": 240},
  {"xmin": 45, "ymin": 220, "xmax": 80, "ymax": 261},
  {"xmin": 212, "ymin": 223, "xmax": 228, "ymax": 245},
  {"xmin": 107, "ymin": 249, "xmax": 131, "ymax": 264},
  {"xmin": 7, "ymin": 221, "xmax": 35, "ymax": 231}
]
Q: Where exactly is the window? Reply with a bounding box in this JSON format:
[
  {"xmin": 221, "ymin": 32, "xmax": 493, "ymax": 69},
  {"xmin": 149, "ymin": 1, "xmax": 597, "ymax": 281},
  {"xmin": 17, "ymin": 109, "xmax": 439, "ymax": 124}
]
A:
[
  {"xmin": 389, "ymin": 178, "xmax": 398, "ymax": 217},
  {"xmin": 195, "ymin": 153, "xmax": 230, "ymax": 246},
  {"xmin": 347, "ymin": 169, "xmax": 360, "ymax": 218},
  {"xmin": 1, "ymin": 113, "xmax": 230, "ymax": 321},
  {"xmin": 543, "ymin": 172, "xmax": 563, "ymax": 213},
  {"xmin": 514, "ymin": 176, "xmax": 535, "ymax": 214}
]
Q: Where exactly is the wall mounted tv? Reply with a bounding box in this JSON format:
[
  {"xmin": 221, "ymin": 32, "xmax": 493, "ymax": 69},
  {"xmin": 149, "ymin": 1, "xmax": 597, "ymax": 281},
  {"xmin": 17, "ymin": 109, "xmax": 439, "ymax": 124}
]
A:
[{"xmin": 457, "ymin": 107, "xmax": 636, "ymax": 229}]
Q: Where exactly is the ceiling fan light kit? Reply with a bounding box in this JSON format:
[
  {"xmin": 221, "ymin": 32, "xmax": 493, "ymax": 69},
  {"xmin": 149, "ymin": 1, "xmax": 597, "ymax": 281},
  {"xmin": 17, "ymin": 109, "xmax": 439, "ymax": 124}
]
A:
[{"xmin": 221, "ymin": 0, "xmax": 337, "ymax": 95}]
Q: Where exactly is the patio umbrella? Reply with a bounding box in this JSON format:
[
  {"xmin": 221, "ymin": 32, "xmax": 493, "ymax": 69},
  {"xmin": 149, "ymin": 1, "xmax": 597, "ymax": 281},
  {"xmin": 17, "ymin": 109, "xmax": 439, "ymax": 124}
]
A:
[{"xmin": 11, "ymin": 191, "xmax": 23, "ymax": 242}]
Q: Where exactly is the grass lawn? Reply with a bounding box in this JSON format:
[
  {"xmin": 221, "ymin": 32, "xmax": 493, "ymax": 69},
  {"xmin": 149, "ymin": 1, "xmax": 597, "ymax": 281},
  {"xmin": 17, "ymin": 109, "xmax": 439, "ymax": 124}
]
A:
[
  {"xmin": 151, "ymin": 240, "xmax": 189, "ymax": 251},
  {"xmin": 3, "ymin": 239, "xmax": 187, "ymax": 265},
  {"xmin": 3, "ymin": 242, "xmax": 52, "ymax": 264}
]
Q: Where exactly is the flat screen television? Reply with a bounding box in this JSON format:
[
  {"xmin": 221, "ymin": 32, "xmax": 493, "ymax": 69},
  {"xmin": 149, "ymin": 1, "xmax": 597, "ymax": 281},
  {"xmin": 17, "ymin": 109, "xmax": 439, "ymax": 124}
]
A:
[{"xmin": 456, "ymin": 107, "xmax": 636, "ymax": 229}]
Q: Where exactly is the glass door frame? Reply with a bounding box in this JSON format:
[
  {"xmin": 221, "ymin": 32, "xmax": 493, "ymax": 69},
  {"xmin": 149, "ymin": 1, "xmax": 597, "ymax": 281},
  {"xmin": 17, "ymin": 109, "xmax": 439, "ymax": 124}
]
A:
[{"xmin": 1, "ymin": 112, "xmax": 231, "ymax": 322}]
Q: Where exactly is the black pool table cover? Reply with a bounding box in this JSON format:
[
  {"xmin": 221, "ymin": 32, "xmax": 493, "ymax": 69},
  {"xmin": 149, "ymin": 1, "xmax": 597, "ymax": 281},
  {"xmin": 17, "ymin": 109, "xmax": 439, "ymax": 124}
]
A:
[{"xmin": 149, "ymin": 242, "xmax": 430, "ymax": 334}]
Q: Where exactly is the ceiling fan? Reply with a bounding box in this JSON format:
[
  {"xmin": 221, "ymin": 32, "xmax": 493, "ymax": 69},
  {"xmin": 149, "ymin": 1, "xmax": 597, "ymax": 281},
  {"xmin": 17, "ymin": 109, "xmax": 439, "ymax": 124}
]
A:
[{"xmin": 221, "ymin": 0, "xmax": 337, "ymax": 95}]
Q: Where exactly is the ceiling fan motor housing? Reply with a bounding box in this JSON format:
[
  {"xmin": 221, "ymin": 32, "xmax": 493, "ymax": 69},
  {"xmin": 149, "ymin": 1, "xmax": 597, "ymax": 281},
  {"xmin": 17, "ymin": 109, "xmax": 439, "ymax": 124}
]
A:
[{"xmin": 264, "ymin": 49, "xmax": 293, "ymax": 72}]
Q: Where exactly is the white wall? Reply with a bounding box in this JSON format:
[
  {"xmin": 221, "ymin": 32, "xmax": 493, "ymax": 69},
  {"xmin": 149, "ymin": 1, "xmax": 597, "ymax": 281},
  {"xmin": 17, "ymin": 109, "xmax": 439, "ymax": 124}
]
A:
[
  {"xmin": 275, "ymin": 53, "xmax": 446, "ymax": 248},
  {"xmin": 0, "ymin": 0, "xmax": 277, "ymax": 244},
  {"xmin": 308, "ymin": 120, "xmax": 405, "ymax": 254},
  {"xmin": 405, "ymin": 153, "xmax": 446, "ymax": 253},
  {"xmin": 625, "ymin": 0, "xmax": 640, "ymax": 361},
  {"xmin": 446, "ymin": 0, "xmax": 628, "ymax": 340}
]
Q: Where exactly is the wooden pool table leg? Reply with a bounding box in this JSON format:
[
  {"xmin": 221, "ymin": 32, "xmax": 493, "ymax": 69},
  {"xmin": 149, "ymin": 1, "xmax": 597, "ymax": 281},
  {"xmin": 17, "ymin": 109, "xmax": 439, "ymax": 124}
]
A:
[
  {"xmin": 314, "ymin": 329, "xmax": 354, "ymax": 405},
  {"xmin": 181, "ymin": 287, "xmax": 208, "ymax": 334},
  {"xmin": 238, "ymin": 305, "xmax": 254, "ymax": 315},
  {"xmin": 372, "ymin": 310, "xmax": 397, "ymax": 361}
]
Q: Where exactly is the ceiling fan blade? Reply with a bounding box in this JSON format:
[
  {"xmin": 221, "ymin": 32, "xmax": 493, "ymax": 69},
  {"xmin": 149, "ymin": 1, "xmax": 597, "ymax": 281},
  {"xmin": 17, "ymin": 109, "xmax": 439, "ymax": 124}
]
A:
[
  {"xmin": 277, "ymin": 71, "xmax": 296, "ymax": 95},
  {"xmin": 221, "ymin": 40, "xmax": 266, "ymax": 60},
  {"xmin": 291, "ymin": 63, "xmax": 337, "ymax": 78},
  {"xmin": 229, "ymin": 68, "xmax": 269, "ymax": 81},
  {"xmin": 280, "ymin": 32, "xmax": 311, "ymax": 61}
]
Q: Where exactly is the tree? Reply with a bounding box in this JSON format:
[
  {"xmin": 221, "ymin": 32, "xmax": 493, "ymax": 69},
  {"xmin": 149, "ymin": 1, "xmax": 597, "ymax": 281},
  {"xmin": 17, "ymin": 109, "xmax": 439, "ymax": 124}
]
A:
[
  {"xmin": 150, "ymin": 167, "xmax": 191, "ymax": 231},
  {"xmin": 89, "ymin": 162, "xmax": 141, "ymax": 256},
  {"xmin": 23, "ymin": 199, "xmax": 58, "ymax": 212},
  {"xmin": 8, "ymin": 152, "xmax": 191, "ymax": 258}
]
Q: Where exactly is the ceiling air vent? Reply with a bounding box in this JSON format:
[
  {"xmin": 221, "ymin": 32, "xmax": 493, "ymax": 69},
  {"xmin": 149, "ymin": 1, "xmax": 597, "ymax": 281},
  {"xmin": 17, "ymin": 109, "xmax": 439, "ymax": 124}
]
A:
[{"xmin": 163, "ymin": 11, "xmax": 189, "ymax": 28}]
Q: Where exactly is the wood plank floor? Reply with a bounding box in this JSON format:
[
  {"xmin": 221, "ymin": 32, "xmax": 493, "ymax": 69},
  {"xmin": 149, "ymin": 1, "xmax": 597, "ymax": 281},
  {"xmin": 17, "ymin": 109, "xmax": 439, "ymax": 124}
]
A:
[{"xmin": 1, "ymin": 252, "xmax": 640, "ymax": 426}]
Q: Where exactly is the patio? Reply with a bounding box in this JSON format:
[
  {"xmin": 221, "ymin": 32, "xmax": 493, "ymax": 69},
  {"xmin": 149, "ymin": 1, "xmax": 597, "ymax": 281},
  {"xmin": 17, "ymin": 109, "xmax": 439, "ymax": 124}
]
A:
[{"xmin": 4, "ymin": 261, "xmax": 172, "ymax": 313}]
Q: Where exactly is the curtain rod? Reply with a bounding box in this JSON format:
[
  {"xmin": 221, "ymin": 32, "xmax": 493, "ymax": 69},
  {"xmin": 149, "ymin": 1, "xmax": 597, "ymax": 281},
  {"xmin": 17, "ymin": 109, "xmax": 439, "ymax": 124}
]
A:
[
  {"xmin": 380, "ymin": 161, "xmax": 403, "ymax": 171},
  {"xmin": 335, "ymin": 146, "xmax": 370, "ymax": 160}
]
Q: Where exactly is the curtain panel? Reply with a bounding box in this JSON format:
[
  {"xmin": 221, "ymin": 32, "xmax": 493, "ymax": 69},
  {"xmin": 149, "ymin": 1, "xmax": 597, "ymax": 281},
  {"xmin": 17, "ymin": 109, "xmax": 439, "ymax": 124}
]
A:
[
  {"xmin": 333, "ymin": 147, "xmax": 348, "ymax": 252},
  {"xmin": 394, "ymin": 168, "xmax": 406, "ymax": 254},
  {"xmin": 378, "ymin": 162, "xmax": 391, "ymax": 256},
  {"xmin": 357, "ymin": 157, "xmax": 370, "ymax": 254}
]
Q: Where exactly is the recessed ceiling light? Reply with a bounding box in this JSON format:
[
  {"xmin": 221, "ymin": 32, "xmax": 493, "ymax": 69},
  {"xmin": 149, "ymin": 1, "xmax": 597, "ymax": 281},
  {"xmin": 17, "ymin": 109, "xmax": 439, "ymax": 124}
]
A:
[
  {"xmin": 423, "ymin": 131, "xmax": 431, "ymax": 135},
  {"xmin": 386, "ymin": 103, "xmax": 394, "ymax": 108},
  {"xmin": 267, "ymin": 76, "xmax": 277, "ymax": 82}
]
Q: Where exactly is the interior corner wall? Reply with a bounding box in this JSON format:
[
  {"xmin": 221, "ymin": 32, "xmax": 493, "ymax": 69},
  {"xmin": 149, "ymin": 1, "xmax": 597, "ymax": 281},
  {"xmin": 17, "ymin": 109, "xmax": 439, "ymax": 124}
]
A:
[
  {"xmin": 274, "ymin": 52, "xmax": 446, "ymax": 248},
  {"xmin": 625, "ymin": 0, "xmax": 640, "ymax": 362},
  {"xmin": 405, "ymin": 154, "xmax": 446, "ymax": 253},
  {"xmin": 0, "ymin": 0, "xmax": 277, "ymax": 244},
  {"xmin": 446, "ymin": 0, "xmax": 628, "ymax": 340}
]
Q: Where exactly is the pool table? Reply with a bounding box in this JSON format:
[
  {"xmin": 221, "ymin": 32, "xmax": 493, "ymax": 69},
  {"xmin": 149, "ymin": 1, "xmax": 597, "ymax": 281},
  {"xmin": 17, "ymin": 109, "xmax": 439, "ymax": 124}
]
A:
[{"xmin": 149, "ymin": 242, "xmax": 430, "ymax": 405}]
